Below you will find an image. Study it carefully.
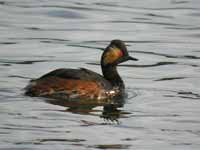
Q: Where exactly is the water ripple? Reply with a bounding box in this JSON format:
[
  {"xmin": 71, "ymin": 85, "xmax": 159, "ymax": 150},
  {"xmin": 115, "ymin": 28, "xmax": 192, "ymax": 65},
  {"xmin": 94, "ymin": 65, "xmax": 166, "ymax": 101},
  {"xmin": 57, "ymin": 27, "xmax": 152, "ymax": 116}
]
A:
[
  {"xmin": 1, "ymin": 0, "xmax": 200, "ymax": 149},
  {"xmin": 110, "ymin": 20, "xmax": 188, "ymax": 27},
  {"xmin": 165, "ymin": 91, "xmax": 200, "ymax": 100},
  {"xmin": 133, "ymin": 50, "xmax": 200, "ymax": 60},
  {"xmin": 87, "ymin": 61, "xmax": 177, "ymax": 68},
  {"xmin": 155, "ymin": 77, "xmax": 186, "ymax": 81}
]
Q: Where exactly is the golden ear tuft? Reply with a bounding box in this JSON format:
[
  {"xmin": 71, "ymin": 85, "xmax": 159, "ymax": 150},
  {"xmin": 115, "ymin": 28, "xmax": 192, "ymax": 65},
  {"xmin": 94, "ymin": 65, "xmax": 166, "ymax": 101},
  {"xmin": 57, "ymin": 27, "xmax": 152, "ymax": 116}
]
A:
[{"xmin": 103, "ymin": 46, "xmax": 123, "ymax": 65}]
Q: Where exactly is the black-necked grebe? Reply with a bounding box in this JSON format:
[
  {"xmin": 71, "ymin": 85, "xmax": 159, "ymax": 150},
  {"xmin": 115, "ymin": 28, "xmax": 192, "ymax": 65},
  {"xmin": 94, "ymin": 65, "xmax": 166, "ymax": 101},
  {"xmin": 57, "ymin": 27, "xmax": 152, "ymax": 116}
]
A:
[{"xmin": 25, "ymin": 39, "xmax": 138, "ymax": 102}]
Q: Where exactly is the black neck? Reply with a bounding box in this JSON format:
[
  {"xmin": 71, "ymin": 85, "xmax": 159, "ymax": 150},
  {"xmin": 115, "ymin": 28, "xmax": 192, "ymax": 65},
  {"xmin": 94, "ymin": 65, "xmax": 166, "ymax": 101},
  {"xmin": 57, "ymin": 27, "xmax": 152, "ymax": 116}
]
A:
[{"xmin": 101, "ymin": 65, "xmax": 125, "ymax": 89}]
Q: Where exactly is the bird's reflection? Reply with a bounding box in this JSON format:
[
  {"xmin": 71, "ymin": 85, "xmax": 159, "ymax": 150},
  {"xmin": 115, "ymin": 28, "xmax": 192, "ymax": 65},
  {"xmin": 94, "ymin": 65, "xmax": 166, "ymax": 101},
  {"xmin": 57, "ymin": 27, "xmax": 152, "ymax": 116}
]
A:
[
  {"xmin": 101, "ymin": 104, "xmax": 122, "ymax": 122},
  {"xmin": 45, "ymin": 97, "xmax": 125, "ymax": 122}
]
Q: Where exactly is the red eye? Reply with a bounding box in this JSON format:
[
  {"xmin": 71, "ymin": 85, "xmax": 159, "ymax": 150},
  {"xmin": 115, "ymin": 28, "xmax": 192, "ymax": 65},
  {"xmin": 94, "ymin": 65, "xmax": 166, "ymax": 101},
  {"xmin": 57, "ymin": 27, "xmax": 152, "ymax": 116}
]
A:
[{"xmin": 118, "ymin": 50, "xmax": 124, "ymax": 57}]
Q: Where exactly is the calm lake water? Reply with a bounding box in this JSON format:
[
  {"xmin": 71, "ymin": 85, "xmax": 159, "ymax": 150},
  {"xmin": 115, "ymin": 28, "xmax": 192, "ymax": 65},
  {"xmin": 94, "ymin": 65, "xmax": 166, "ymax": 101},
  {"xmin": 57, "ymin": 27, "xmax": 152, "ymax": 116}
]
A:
[{"xmin": 1, "ymin": 0, "xmax": 200, "ymax": 150}]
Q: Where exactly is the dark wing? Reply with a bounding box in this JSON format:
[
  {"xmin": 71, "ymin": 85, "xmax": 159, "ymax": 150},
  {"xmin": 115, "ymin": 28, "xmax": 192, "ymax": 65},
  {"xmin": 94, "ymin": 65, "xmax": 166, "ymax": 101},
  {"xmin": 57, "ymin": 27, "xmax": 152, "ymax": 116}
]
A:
[{"xmin": 38, "ymin": 68, "xmax": 112, "ymax": 89}]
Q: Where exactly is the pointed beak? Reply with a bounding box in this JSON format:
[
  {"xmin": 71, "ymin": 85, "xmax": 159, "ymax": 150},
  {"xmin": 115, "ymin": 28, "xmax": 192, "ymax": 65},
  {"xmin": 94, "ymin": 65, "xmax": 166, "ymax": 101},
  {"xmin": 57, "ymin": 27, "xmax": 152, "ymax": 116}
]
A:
[
  {"xmin": 127, "ymin": 56, "xmax": 138, "ymax": 61},
  {"xmin": 116, "ymin": 55, "xmax": 138, "ymax": 65}
]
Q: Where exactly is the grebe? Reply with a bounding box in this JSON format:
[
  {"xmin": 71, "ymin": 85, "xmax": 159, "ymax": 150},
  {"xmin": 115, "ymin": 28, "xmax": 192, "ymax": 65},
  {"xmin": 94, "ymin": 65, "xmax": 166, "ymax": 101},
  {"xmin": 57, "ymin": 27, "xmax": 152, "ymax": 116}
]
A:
[{"xmin": 25, "ymin": 39, "xmax": 138, "ymax": 102}]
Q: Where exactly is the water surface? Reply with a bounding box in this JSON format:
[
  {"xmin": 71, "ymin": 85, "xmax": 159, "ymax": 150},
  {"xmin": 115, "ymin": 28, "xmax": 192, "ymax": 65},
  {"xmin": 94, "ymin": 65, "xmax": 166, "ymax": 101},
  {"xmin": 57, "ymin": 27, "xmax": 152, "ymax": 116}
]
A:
[{"xmin": 0, "ymin": 0, "xmax": 200, "ymax": 150}]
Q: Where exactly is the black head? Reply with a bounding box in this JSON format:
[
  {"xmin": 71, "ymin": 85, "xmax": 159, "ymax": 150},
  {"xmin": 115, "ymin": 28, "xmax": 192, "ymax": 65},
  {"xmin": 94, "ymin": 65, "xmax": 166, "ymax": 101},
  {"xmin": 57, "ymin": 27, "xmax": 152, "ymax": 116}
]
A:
[{"xmin": 101, "ymin": 39, "xmax": 138, "ymax": 66}]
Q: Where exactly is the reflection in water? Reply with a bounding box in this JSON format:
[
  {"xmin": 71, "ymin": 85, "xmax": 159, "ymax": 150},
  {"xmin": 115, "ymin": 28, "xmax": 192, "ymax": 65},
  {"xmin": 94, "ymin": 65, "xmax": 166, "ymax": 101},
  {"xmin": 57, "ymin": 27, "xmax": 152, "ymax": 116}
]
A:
[
  {"xmin": 46, "ymin": 96, "xmax": 125, "ymax": 122},
  {"xmin": 101, "ymin": 105, "xmax": 123, "ymax": 122}
]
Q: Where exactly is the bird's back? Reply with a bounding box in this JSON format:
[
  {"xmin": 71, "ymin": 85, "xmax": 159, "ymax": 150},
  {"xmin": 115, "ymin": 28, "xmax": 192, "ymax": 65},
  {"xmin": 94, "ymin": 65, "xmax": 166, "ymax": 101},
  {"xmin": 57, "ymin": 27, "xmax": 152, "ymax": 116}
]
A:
[{"xmin": 25, "ymin": 68, "xmax": 112, "ymax": 100}]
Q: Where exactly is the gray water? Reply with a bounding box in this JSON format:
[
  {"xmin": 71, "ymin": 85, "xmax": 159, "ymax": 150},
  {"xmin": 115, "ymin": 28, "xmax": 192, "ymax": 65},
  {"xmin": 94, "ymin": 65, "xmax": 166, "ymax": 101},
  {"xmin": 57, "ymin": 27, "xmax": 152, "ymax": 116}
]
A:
[{"xmin": 1, "ymin": 0, "xmax": 200, "ymax": 150}]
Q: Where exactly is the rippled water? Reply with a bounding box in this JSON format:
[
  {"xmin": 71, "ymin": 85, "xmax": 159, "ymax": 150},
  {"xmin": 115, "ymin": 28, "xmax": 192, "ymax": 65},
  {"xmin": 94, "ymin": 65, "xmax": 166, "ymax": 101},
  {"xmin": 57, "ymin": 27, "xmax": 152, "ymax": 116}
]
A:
[{"xmin": 1, "ymin": 0, "xmax": 200, "ymax": 149}]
